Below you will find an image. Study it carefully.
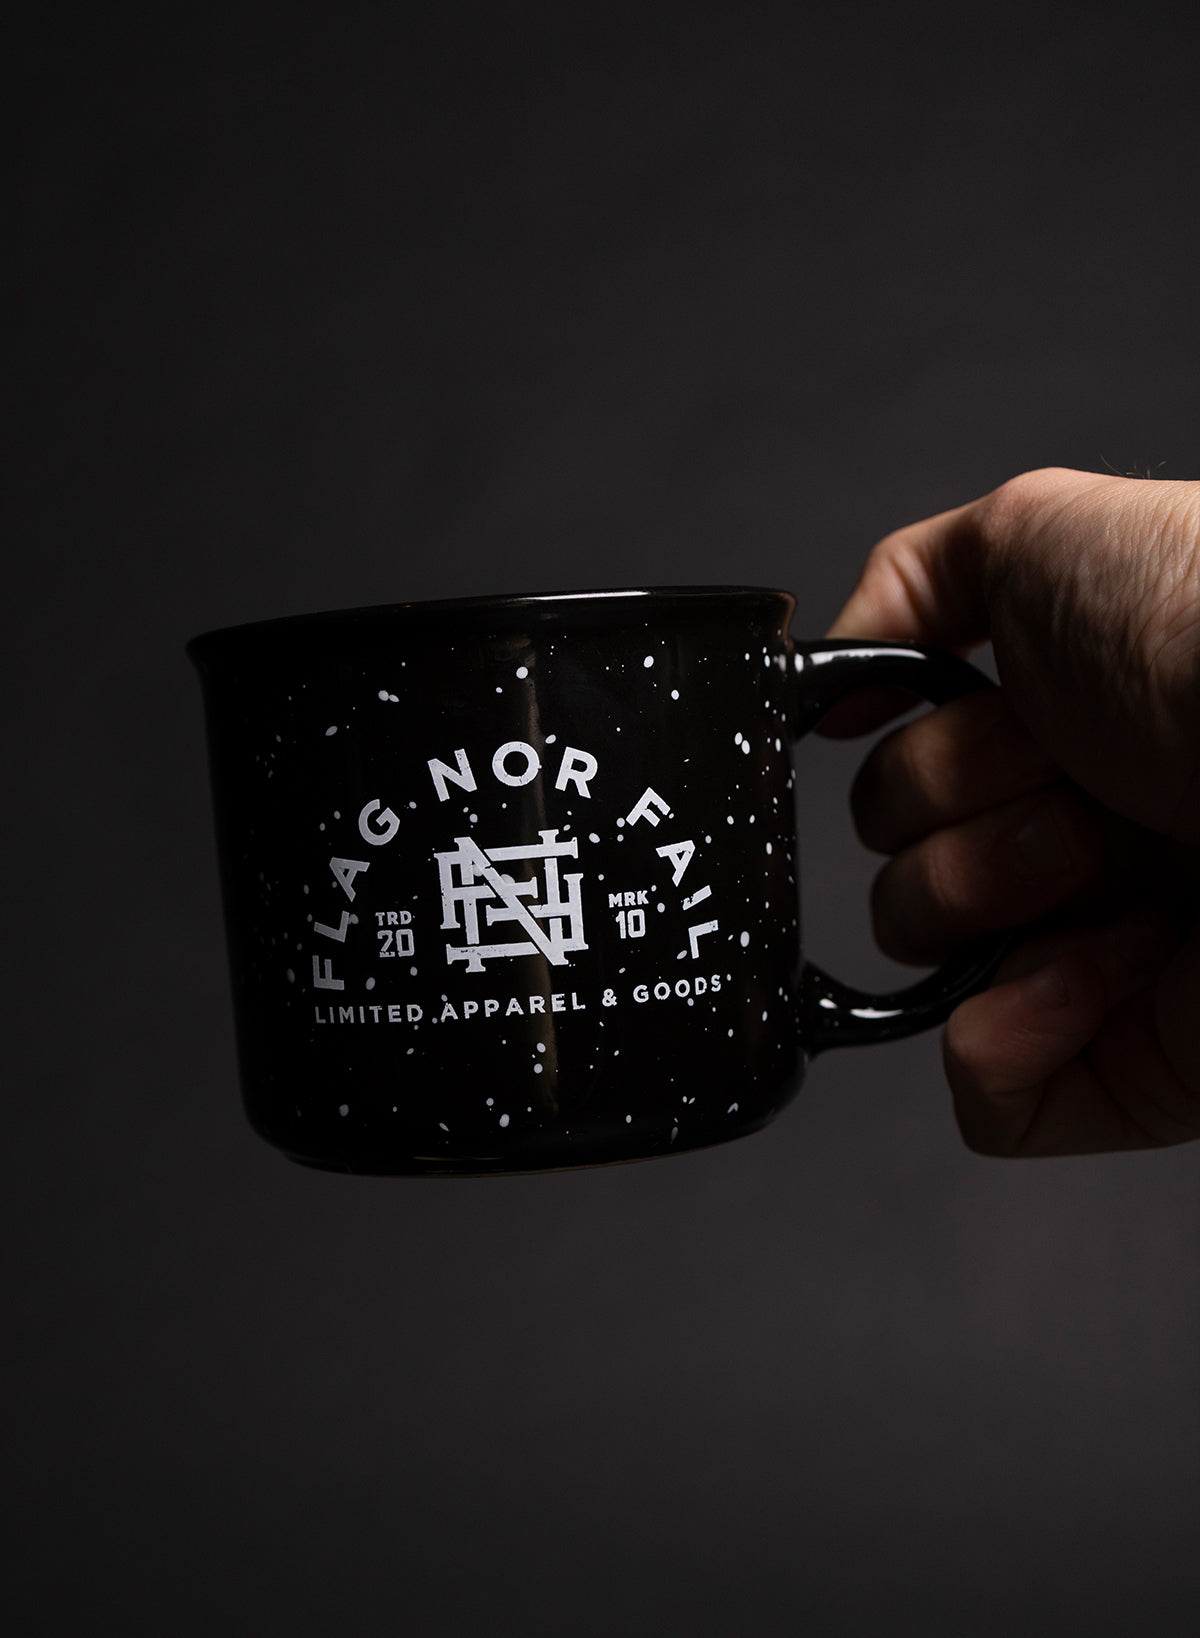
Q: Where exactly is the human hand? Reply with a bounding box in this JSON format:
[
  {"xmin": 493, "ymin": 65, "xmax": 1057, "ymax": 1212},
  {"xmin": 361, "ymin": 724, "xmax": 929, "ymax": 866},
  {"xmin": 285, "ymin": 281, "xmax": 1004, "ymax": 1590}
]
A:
[{"xmin": 825, "ymin": 466, "xmax": 1200, "ymax": 1155}]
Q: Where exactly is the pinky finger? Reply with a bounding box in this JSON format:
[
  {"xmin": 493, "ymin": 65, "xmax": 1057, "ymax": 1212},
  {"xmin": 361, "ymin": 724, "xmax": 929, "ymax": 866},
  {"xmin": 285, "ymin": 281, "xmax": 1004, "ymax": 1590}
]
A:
[{"xmin": 943, "ymin": 953, "xmax": 1108, "ymax": 1155}]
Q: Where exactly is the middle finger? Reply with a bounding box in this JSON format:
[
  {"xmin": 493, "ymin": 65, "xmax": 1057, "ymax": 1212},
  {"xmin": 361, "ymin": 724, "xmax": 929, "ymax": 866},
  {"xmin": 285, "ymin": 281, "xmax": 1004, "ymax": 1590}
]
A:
[
  {"xmin": 870, "ymin": 782, "xmax": 1108, "ymax": 966},
  {"xmin": 851, "ymin": 687, "xmax": 1062, "ymax": 855}
]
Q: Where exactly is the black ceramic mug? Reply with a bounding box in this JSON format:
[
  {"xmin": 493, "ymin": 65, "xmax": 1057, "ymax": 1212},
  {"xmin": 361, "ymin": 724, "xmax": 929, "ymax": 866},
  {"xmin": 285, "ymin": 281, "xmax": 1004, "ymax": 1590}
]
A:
[{"xmin": 189, "ymin": 587, "xmax": 1008, "ymax": 1176}]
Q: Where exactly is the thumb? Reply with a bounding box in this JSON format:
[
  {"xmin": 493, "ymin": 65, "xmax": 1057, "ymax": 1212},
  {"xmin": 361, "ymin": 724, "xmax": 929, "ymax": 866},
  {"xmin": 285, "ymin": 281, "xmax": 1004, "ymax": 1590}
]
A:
[
  {"xmin": 825, "ymin": 499, "xmax": 993, "ymax": 648},
  {"xmin": 819, "ymin": 498, "xmax": 993, "ymax": 737}
]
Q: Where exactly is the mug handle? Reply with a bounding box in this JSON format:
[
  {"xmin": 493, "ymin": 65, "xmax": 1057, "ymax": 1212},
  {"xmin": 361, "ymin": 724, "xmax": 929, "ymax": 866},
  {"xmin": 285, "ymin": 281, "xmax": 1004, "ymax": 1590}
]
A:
[{"xmin": 791, "ymin": 639, "xmax": 1017, "ymax": 1054}]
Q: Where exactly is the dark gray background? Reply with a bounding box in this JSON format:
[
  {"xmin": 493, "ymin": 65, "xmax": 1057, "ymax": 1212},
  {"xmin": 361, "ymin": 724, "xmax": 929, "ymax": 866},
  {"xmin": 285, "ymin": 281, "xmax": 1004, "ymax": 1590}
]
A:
[{"xmin": 9, "ymin": 3, "xmax": 1200, "ymax": 1633}]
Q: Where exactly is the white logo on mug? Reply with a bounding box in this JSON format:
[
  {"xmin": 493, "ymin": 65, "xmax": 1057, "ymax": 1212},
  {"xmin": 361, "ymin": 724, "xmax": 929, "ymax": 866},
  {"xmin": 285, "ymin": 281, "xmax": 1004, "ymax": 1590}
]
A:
[{"xmin": 435, "ymin": 828, "xmax": 587, "ymax": 972}]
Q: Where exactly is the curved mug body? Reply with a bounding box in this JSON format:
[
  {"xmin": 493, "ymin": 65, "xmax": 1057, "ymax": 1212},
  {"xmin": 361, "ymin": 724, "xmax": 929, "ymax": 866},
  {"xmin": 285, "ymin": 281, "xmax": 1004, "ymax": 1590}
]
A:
[{"xmin": 189, "ymin": 587, "xmax": 1004, "ymax": 1175}]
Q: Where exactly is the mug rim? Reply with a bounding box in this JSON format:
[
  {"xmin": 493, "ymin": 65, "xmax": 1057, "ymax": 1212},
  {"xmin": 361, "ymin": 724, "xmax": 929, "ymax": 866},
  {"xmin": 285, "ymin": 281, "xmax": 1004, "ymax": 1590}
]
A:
[{"xmin": 187, "ymin": 583, "xmax": 795, "ymax": 660}]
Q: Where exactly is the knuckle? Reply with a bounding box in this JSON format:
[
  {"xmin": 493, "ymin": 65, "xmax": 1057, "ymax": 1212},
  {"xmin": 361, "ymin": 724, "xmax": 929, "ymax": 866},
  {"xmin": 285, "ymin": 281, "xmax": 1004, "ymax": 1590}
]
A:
[
  {"xmin": 992, "ymin": 465, "xmax": 1071, "ymax": 510},
  {"xmin": 976, "ymin": 468, "xmax": 1064, "ymax": 549},
  {"xmin": 976, "ymin": 467, "xmax": 1096, "ymax": 572}
]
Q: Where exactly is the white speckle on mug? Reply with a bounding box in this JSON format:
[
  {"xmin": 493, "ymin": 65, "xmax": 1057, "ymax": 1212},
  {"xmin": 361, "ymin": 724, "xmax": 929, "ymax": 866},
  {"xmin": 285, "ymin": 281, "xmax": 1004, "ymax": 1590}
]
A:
[
  {"xmin": 533, "ymin": 1064, "xmax": 543, "ymax": 1075},
  {"xmin": 740, "ymin": 931, "xmax": 750, "ymax": 947},
  {"xmin": 625, "ymin": 1114, "xmax": 632, "ymax": 1124},
  {"xmin": 325, "ymin": 726, "xmax": 337, "ymax": 736},
  {"xmin": 766, "ymin": 842, "xmax": 773, "ymax": 855},
  {"xmin": 365, "ymin": 977, "xmax": 375, "ymax": 991},
  {"xmin": 486, "ymin": 1097, "xmax": 494, "ymax": 1107},
  {"xmin": 499, "ymin": 1113, "xmax": 510, "ymax": 1127},
  {"xmin": 643, "ymin": 655, "xmax": 654, "ymax": 668},
  {"xmin": 671, "ymin": 689, "xmax": 679, "ymax": 700},
  {"xmin": 734, "ymin": 732, "xmax": 743, "ymax": 745},
  {"xmin": 378, "ymin": 690, "xmax": 389, "ymax": 701},
  {"xmin": 439, "ymin": 1122, "xmax": 449, "ymax": 1131},
  {"xmin": 545, "ymin": 734, "xmax": 557, "ymax": 745},
  {"xmin": 338, "ymin": 1104, "xmax": 349, "ymax": 1116},
  {"xmin": 728, "ymin": 1102, "xmax": 739, "ymax": 1114},
  {"xmin": 536, "ymin": 1042, "xmax": 546, "ymax": 1054},
  {"xmin": 516, "ymin": 665, "xmax": 529, "ymax": 678},
  {"xmin": 286, "ymin": 969, "xmax": 295, "ymax": 983}
]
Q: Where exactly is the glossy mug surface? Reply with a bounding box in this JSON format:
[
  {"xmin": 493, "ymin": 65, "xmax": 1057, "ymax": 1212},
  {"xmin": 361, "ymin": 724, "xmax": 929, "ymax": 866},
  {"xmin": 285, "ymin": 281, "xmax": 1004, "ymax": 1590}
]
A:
[{"xmin": 189, "ymin": 587, "xmax": 1006, "ymax": 1175}]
